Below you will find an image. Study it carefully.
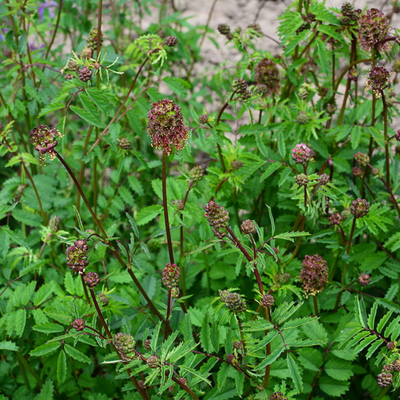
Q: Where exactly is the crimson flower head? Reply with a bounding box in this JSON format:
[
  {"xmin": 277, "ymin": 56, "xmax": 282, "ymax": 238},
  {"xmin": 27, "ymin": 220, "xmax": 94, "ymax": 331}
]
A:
[
  {"xmin": 300, "ymin": 254, "xmax": 329, "ymax": 297},
  {"xmin": 292, "ymin": 144, "xmax": 314, "ymax": 165},
  {"xmin": 366, "ymin": 67, "xmax": 391, "ymax": 96},
  {"xmin": 29, "ymin": 125, "xmax": 62, "ymax": 162},
  {"xmin": 147, "ymin": 99, "xmax": 189, "ymax": 156},
  {"xmin": 359, "ymin": 9, "xmax": 391, "ymax": 53}
]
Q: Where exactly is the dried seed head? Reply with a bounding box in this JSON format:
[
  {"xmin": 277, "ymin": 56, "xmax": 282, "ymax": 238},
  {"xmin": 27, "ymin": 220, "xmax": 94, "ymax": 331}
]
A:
[
  {"xmin": 354, "ymin": 152, "xmax": 370, "ymax": 167},
  {"xmin": 341, "ymin": 2, "xmax": 361, "ymax": 25},
  {"xmin": 204, "ymin": 201, "xmax": 229, "ymax": 239},
  {"xmin": 219, "ymin": 290, "xmax": 246, "ymax": 313},
  {"xmin": 161, "ymin": 263, "xmax": 180, "ymax": 290},
  {"xmin": 300, "ymin": 254, "xmax": 329, "ymax": 297},
  {"xmin": 240, "ymin": 219, "xmax": 255, "ymax": 234},
  {"xmin": 147, "ymin": 355, "xmax": 160, "ymax": 368},
  {"xmin": 254, "ymin": 58, "xmax": 280, "ymax": 95},
  {"xmin": 239, "ymin": 89, "xmax": 252, "ymax": 101},
  {"xmin": 118, "ymin": 138, "xmax": 131, "ymax": 150},
  {"xmin": 72, "ymin": 318, "xmax": 86, "ymax": 332},
  {"xmin": 113, "ymin": 333, "xmax": 136, "ymax": 362},
  {"xmin": 217, "ymin": 24, "xmax": 231, "ymax": 35},
  {"xmin": 164, "ymin": 36, "xmax": 178, "ymax": 47},
  {"xmin": 295, "ymin": 174, "xmax": 308, "ymax": 187},
  {"xmin": 147, "ymin": 99, "xmax": 189, "ymax": 156},
  {"xmin": 30, "ymin": 125, "xmax": 62, "ymax": 161},
  {"xmin": 86, "ymin": 28, "xmax": 103, "ymax": 51},
  {"xmin": 352, "ymin": 166, "xmax": 363, "ymax": 177},
  {"xmin": 231, "ymin": 160, "xmax": 243, "ymax": 170},
  {"xmin": 66, "ymin": 239, "xmax": 89, "ymax": 274},
  {"xmin": 366, "ymin": 66, "xmax": 391, "ymax": 96},
  {"xmin": 199, "ymin": 114, "xmax": 209, "ymax": 124},
  {"xmin": 359, "ymin": 9, "xmax": 391, "ymax": 53},
  {"xmin": 358, "ymin": 274, "xmax": 370, "ymax": 286},
  {"xmin": 49, "ymin": 215, "xmax": 61, "ymax": 232},
  {"xmin": 377, "ymin": 372, "xmax": 392, "ymax": 388},
  {"xmin": 79, "ymin": 66, "xmax": 92, "ymax": 82},
  {"xmin": 84, "ymin": 271, "xmax": 100, "ymax": 289},
  {"xmin": 190, "ymin": 165, "xmax": 204, "ymax": 182},
  {"xmin": 261, "ymin": 294, "xmax": 275, "ymax": 307},
  {"xmin": 329, "ymin": 213, "xmax": 342, "ymax": 226},
  {"xmin": 292, "ymin": 143, "xmax": 314, "ymax": 165},
  {"xmin": 350, "ymin": 198, "xmax": 370, "ymax": 218}
]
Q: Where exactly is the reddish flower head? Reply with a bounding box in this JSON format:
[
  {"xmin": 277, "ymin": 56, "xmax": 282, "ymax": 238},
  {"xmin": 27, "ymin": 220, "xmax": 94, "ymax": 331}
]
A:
[
  {"xmin": 300, "ymin": 254, "xmax": 329, "ymax": 297},
  {"xmin": 292, "ymin": 144, "xmax": 314, "ymax": 165},
  {"xmin": 147, "ymin": 99, "xmax": 189, "ymax": 156},
  {"xmin": 359, "ymin": 9, "xmax": 391, "ymax": 53}
]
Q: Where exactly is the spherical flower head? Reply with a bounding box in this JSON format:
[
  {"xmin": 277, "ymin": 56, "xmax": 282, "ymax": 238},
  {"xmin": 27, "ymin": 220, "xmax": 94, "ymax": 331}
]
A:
[
  {"xmin": 254, "ymin": 58, "xmax": 280, "ymax": 95},
  {"xmin": 67, "ymin": 58, "xmax": 79, "ymax": 71},
  {"xmin": 72, "ymin": 318, "xmax": 86, "ymax": 332},
  {"xmin": 99, "ymin": 292, "xmax": 109, "ymax": 305},
  {"xmin": 114, "ymin": 332, "xmax": 136, "ymax": 362},
  {"xmin": 354, "ymin": 152, "xmax": 370, "ymax": 167},
  {"xmin": 118, "ymin": 138, "xmax": 130, "ymax": 150},
  {"xmin": 232, "ymin": 78, "xmax": 247, "ymax": 94},
  {"xmin": 358, "ymin": 274, "xmax": 370, "ymax": 286},
  {"xmin": 351, "ymin": 198, "xmax": 370, "ymax": 218},
  {"xmin": 233, "ymin": 341, "xmax": 243, "ymax": 349},
  {"xmin": 341, "ymin": 207, "xmax": 351, "ymax": 220},
  {"xmin": 300, "ymin": 254, "xmax": 329, "ymax": 297},
  {"xmin": 144, "ymin": 339, "xmax": 151, "ymax": 349},
  {"xmin": 393, "ymin": 359, "xmax": 400, "ymax": 371},
  {"xmin": 377, "ymin": 372, "xmax": 392, "ymax": 388},
  {"xmin": 295, "ymin": 174, "xmax": 308, "ymax": 187},
  {"xmin": 66, "ymin": 240, "xmax": 89, "ymax": 274},
  {"xmin": 147, "ymin": 99, "xmax": 189, "ymax": 156},
  {"xmin": 383, "ymin": 364, "xmax": 394, "ymax": 372},
  {"xmin": 164, "ymin": 36, "xmax": 177, "ymax": 47},
  {"xmin": 86, "ymin": 28, "xmax": 103, "ymax": 51},
  {"xmin": 84, "ymin": 271, "xmax": 100, "ymax": 288},
  {"xmin": 292, "ymin": 143, "xmax": 314, "ymax": 165},
  {"xmin": 198, "ymin": 114, "xmax": 209, "ymax": 124},
  {"xmin": 231, "ymin": 160, "xmax": 243, "ymax": 170},
  {"xmin": 395, "ymin": 130, "xmax": 400, "ymax": 141},
  {"xmin": 329, "ymin": 212, "xmax": 342, "ymax": 226},
  {"xmin": 226, "ymin": 353, "xmax": 237, "ymax": 365},
  {"xmin": 161, "ymin": 263, "xmax": 180, "ymax": 289},
  {"xmin": 352, "ymin": 166, "xmax": 363, "ymax": 177},
  {"xmin": 241, "ymin": 219, "xmax": 255, "ymax": 234},
  {"xmin": 261, "ymin": 294, "xmax": 275, "ymax": 307},
  {"xmin": 219, "ymin": 290, "xmax": 246, "ymax": 313},
  {"xmin": 371, "ymin": 167, "xmax": 380, "ymax": 176},
  {"xmin": 269, "ymin": 392, "xmax": 288, "ymax": 400},
  {"xmin": 327, "ymin": 103, "xmax": 337, "ymax": 114},
  {"xmin": 296, "ymin": 111, "xmax": 309, "ymax": 125},
  {"xmin": 366, "ymin": 67, "xmax": 391, "ymax": 97},
  {"xmin": 341, "ymin": 2, "xmax": 361, "ymax": 24},
  {"xmin": 319, "ymin": 173, "xmax": 330, "ymax": 185},
  {"xmin": 29, "ymin": 125, "xmax": 62, "ymax": 162},
  {"xmin": 247, "ymin": 23, "xmax": 263, "ymax": 36},
  {"xmin": 79, "ymin": 66, "xmax": 92, "ymax": 82},
  {"xmin": 204, "ymin": 201, "xmax": 229, "ymax": 238},
  {"xmin": 190, "ymin": 165, "xmax": 204, "ymax": 182},
  {"xmin": 359, "ymin": 9, "xmax": 391, "ymax": 53},
  {"xmin": 147, "ymin": 355, "xmax": 160, "ymax": 368}
]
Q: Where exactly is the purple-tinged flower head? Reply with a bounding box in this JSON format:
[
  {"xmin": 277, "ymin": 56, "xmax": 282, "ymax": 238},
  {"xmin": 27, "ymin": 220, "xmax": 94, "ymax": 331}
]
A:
[
  {"xmin": 99, "ymin": 293, "xmax": 109, "ymax": 305},
  {"xmin": 29, "ymin": 125, "xmax": 62, "ymax": 162},
  {"xmin": 319, "ymin": 173, "xmax": 330, "ymax": 185},
  {"xmin": 341, "ymin": 3, "xmax": 361, "ymax": 26},
  {"xmin": 261, "ymin": 294, "xmax": 275, "ymax": 307},
  {"xmin": 358, "ymin": 274, "xmax": 370, "ymax": 286},
  {"xmin": 254, "ymin": 58, "xmax": 280, "ymax": 95},
  {"xmin": 240, "ymin": 219, "xmax": 255, "ymax": 234},
  {"xmin": 359, "ymin": 9, "xmax": 391, "ymax": 53},
  {"xmin": 66, "ymin": 239, "xmax": 89, "ymax": 274},
  {"xmin": 354, "ymin": 152, "xmax": 370, "ymax": 167},
  {"xmin": 226, "ymin": 353, "xmax": 237, "ymax": 365},
  {"xmin": 292, "ymin": 143, "xmax": 314, "ymax": 165},
  {"xmin": 232, "ymin": 78, "xmax": 247, "ymax": 94},
  {"xmin": 231, "ymin": 160, "xmax": 243, "ymax": 170},
  {"xmin": 275, "ymin": 273, "xmax": 290, "ymax": 283},
  {"xmin": 352, "ymin": 166, "xmax": 363, "ymax": 177},
  {"xmin": 366, "ymin": 67, "xmax": 391, "ymax": 96},
  {"xmin": 383, "ymin": 364, "xmax": 394, "ymax": 372},
  {"xmin": 219, "ymin": 290, "xmax": 246, "ymax": 313},
  {"xmin": 199, "ymin": 114, "xmax": 209, "ymax": 124},
  {"xmin": 72, "ymin": 318, "xmax": 86, "ymax": 332},
  {"xmin": 38, "ymin": 0, "xmax": 57, "ymax": 20},
  {"xmin": 395, "ymin": 130, "xmax": 400, "ymax": 141},
  {"xmin": 269, "ymin": 392, "xmax": 288, "ymax": 400},
  {"xmin": 190, "ymin": 165, "xmax": 204, "ymax": 182},
  {"xmin": 393, "ymin": 359, "xmax": 400, "ymax": 371},
  {"xmin": 350, "ymin": 198, "xmax": 370, "ymax": 218},
  {"xmin": 84, "ymin": 271, "xmax": 100, "ymax": 289},
  {"xmin": 295, "ymin": 173, "xmax": 308, "ymax": 187},
  {"xmin": 204, "ymin": 201, "xmax": 229, "ymax": 239},
  {"xmin": 164, "ymin": 36, "xmax": 178, "ymax": 47},
  {"xmin": 147, "ymin": 99, "xmax": 189, "ymax": 156},
  {"xmin": 86, "ymin": 28, "xmax": 103, "ymax": 51},
  {"xmin": 176, "ymin": 199, "xmax": 184, "ymax": 210},
  {"xmin": 371, "ymin": 167, "xmax": 380, "ymax": 176},
  {"xmin": 377, "ymin": 372, "xmax": 392, "ymax": 388},
  {"xmin": 300, "ymin": 254, "xmax": 329, "ymax": 297},
  {"xmin": 329, "ymin": 213, "xmax": 342, "ymax": 226},
  {"xmin": 113, "ymin": 333, "xmax": 136, "ymax": 362},
  {"xmin": 161, "ymin": 263, "xmax": 180, "ymax": 290},
  {"xmin": 147, "ymin": 355, "xmax": 160, "ymax": 368}
]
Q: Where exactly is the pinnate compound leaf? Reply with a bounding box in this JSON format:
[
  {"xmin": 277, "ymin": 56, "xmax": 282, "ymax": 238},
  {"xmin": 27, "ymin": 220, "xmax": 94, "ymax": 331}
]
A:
[
  {"xmin": 287, "ymin": 353, "xmax": 303, "ymax": 392},
  {"xmin": 64, "ymin": 344, "xmax": 91, "ymax": 364},
  {"xmin": 325, "ymin": 358, "xmax": 354, "ymax": 381}
]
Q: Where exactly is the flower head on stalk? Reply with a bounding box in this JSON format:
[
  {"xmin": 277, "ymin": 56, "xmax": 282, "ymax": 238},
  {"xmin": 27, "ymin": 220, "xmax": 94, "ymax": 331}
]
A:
[
  {"xmin": 292, "ymin": 143, "xmax": 314, "ymax": 166},
  {"xmin": 204, "ymin": 201, "xmax": 229, "ymax": 239},
  {"xmin": 254, "ymin": 58, "xmax": 280, "ymax": 95},
  {"xmin": 351, "ymin": 198, "xmax": 370, "ymax": 218},
  {"xmin": 366, "ymin": 67, "xmax": 391, "ymax": 97},
  {"xmin": 358, "ymin": 9, "xmax": 391, "ymax": 53},
  {"xmin": 219, "ymin": 290, "xmax": 246, "ymax": 313},
  {"xmin": 147, "ymin": 99, "xmax": 189, "ymax": 156},
  {"xmin": 29, "ymin": 125, "xmax": 63, "ymax": 164},
  {"xmin": 300, "ymin": 254, "xmax": 329, "ymax": 297}
]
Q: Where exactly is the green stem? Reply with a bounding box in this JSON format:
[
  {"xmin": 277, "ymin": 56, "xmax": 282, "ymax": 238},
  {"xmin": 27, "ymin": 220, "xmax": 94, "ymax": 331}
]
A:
[{"xmin": 45, "ymin": 0, "xmax": 63, "ymax": 59}]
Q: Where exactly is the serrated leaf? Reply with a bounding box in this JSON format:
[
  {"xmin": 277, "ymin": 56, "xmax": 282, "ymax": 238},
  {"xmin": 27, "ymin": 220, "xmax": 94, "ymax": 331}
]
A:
[
  {"xmin": 255, "ymin": 346, "xmax": 284, "ymax": 370},
  {"xmin": 20, "ymin": 281, "xmax": 37, "ymax": 306},
  {"xmin": 64, "ymin": 344, "xmax": 91, "ymax": 364},
  {"xmin": 233, "ymin": 368, "xmax": 245, "ymax": 396},
  {"xmin": 385, "ymin": 283, "xmax": 399, "ymax": 301},
  {"xmin": 320, "ymin": 376, "xmax": 349, "ymax": 397},
  {"xmin": 217, "ymin": 362, "xmax": 230, "ymax": 390},
  {"xmin": 34, "ymin": 282, "xmax": 54, "ymax": 306},
  {"xmin": 30, "ymin": 342, "xmax": 60, "ymax": 357},
  {"xmin": 35, "ymin": 379, "xmax": 54, "ymax": 400},
  {"xmin": 377, "ymin": 309, "xmax": 395, "ymax": 334},
  {"xmin": 0, "ymin": 341, "xmax": 18, "ymax": 351},
  {"xmin": 0, "ymin": 226, "xmax": 30, "ymax": 250},
  {"xmin": 14, "ymin": 309, "xmax": 26, "ymax": 337},
  {"xmin": 325, "ymin": 358, "xmax": 354, "ymax": 381},
  {"xmin": 365, "ymin": 339, "xmax": 383, "ymax": 359},
  {"xmin": 38, "ymin": 103, "xmax": 65, "ymax": 117},
  {"xmin": 367, "ymin": 300, "xmax": 379, "ymax": 330},
  {"xmin": 64, "ymin": 271, "xmax": 75, "ymax": 295},
  {"xmin": 200, "ymin": 313, "xmax": 213, "ymax": 353},
  {"xmin": 33, "ymin": 323, "xmax": 65, "ymax": 334},
  {"xmin": 260, "ymin": 162, "xmax": 282, "ymax": 182},
  {"xmin": 70, "ymin": 105, "xmax": 105, "ymax": 128},
  {"xmin": 6, "ymin": 153, "xmax": 40, "ymax": 167},
  {"xmin": 287, "ymin": 353, "xmax": 303, "ymax": 392},
  {"xmin": 135, "ymin": 205, "xmax": 163, "ymax": 226},
  {"xmin": 163, "ymin": 76, "xmax": 188, "ymax": 97},
  {"xmin": 353, "ymin": 334, "xmax": 377, "ymax": 354},
  {"xmin": 57, "ymin": 350, "xmax": 67, "ymax": 384}
]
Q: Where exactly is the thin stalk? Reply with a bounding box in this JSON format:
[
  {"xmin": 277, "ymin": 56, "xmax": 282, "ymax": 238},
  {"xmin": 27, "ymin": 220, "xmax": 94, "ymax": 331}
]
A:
[
  {"xmin": 81, "ymin": 275, "xmax": 91, "ymax": 305},
  {"xmin": 236, "ymin": 314, "xmax": 247, "ymax": 358},
  {"xmin": 199, "ymin": 0, "xmax": 217, "ymax": 48},
  {"xmin": 313, "ymin": 295, "xmax": 319, "ymax": 317},
  {"xmin": 381, "ymin": 92, "xmax": 390, "ymax": 186},
  {"xmin": 45, "ymin": 0, "xmax": 63, "ymax": 59}
]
